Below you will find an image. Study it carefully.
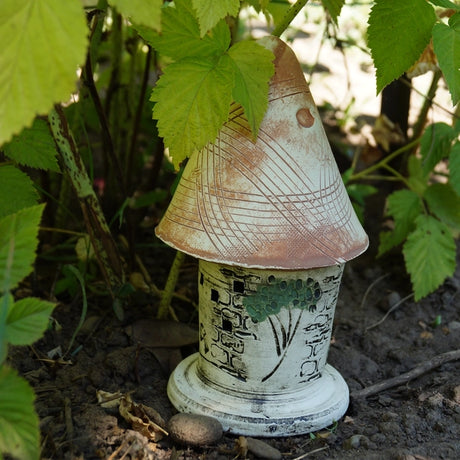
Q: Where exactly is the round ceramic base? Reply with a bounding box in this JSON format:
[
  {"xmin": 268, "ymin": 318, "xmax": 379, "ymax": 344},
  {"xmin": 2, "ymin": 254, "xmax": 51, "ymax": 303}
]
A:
[{"xmin": 167, "ymin": 353, "xmax": 349, "ymax": 437}]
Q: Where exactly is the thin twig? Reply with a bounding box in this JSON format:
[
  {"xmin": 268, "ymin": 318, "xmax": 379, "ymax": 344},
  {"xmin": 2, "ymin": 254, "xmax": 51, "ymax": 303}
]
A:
[
  {"xmin": 351, "ymin": 349, "xmax": 460, "ymax": 399},
  {"xmin": 294, "ymin": 446, "xmax": 329, "ymax": 459},
  {"xmin": 359, "ymin": 273, "xmax": 390, "ymax": 312},
  {"xmin": 366, "ymin": 293, "xmax": 413, "ymax": 331}
]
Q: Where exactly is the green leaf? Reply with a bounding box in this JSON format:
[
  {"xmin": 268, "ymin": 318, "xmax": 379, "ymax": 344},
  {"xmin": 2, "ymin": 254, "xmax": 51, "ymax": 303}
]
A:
[
  {"xmin": 407, "ymin": 155, "xmax": 429, "ymax": 195},
  {"xmin": 368, "ymin": 0, "xmax": 436, "ymax": 94},
  {"xmin": 428, "ymin": 0, "xmax": 460, "ymax": 10},
  {"xmin": 378, "ymin": 189, "xmax": 423, "ymax": 255},
  {"xmin": 3, "ymin": 118, "xmax": 60, "ymax": 172},
  {"xmin": 109, "ymin": 0, "xmax": 162, "ymax": 31},
  {"xmin": 151, "ymin": 56, "xmax": 234, "ymax": 167},
  {"xmin": 346, "ymin": 183, "xmax": 378, "ymax": 207},
  {"xmin": 321, "ymin": 0, "xmax": 346, "ymax": 23},
  {"xmin": 450, "ymin": 141, "xmax": 460, "ymax": 196},
  {"xmin": 6, "ymin": 297, "xmax": 55, "ymax": 345},
  {"xmin": 0, "ymin": 204, "xmax": 45, "ymax": 293},
  {"xmin": 0, "ymin": 366, "xmax": 40, "ymax": 460},
  {"xmin": 424, "ymin": 183, "xmax": 460, "ymax": 229},
  {"xmin": 150, "ymin": 0, "xmax": 230, "ymax": 60},
  {"xmin": 228, "ymin": 41, "xmax": 274, "ymax": 137},
  {"xmin": 0, "ymin": 166, "xmax": 38, "ymax": 220},
  {"xmin": 192, "ymin": 0, "xmax": 240, "ymax": 37},
  {"xmin": 433, "ymin": 13, "xmax": 460, "ymax": 105},
  {"xmin": 0, "ymin": 0, "xmax": 88, "ymax": 145},
  {"xmin": 420, "ymin": 122, "xmax": 456, "ymax": 174},
  {"xmin": 403, "ymin": 215, "xmax": 456, "ymax": 301}
]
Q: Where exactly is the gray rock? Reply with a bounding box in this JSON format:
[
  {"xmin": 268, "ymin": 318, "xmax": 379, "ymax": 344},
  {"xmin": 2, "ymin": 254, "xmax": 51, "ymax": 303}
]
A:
[
  {"xmin": 168, "ymin": 413, "xmax": 223, "ymax": 446},
  {"xmin": 246, "ymin": 437, "xmax": 282, "ymax": 460}
]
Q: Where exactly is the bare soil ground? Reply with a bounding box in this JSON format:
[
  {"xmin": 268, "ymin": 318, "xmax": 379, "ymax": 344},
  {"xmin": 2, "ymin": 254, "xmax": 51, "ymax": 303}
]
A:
[{"xmin": 7, "ymin": 233, "xmax": 460, "ymax": 459}]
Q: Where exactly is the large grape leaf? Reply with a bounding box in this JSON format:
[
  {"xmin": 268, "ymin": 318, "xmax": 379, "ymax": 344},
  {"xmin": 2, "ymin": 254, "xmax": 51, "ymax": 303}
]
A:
[
  {"xmin": 6, "ymin": 297, "xmax": 56, "ymax": 345},
  {"xmin": 321, "ymin": 0, "xmax": 346, "ymax": 24},
  {"xmin": 420, "ymin": 122, "xmax": 456, "ymax": 174},
  {"xmin": 368, "ymin": 0, "xmax": 436, "ymax": 94},
  {"xmin": 0, "ymin": 166, "xmax": 38, "ymax": 220},
  {"xmin": 0, "ymin": 204, "xmax": 45, "ymax": 293},
  {"xmin": 3, "ymin": 118, "xmax": 60, "ymax": 172},
  {"xmin": 450, "ymin": 142, "xmax": 460, "ymax": 196},
  {"xmin": 0, "ymin": 0, "xmax": 88, "ymax": 145},
  {"xmin": 149, "ymin": 0, "xmax": 230, "ymax": 60},
  {"xmin": 403, "ymin": 215, "xmax": 456, "ymax": 301},
  {"xmin": 424, "ymin": 183, "xmax": 460, "ymax": 230},
  {"xmin": 109, "ymin": 0, "xmax": 162, "ymax": 31},
  {"xmin": 433, "ymin": 13, "xmax": 460, "ymax": 105},
  {"xmin": 0, "ymin": 367, "xmax": 40, "ymax": 460},
  {"xmin": 228, "ymin": 41, "xmax": 274, "ymax": 137},
  {"xmin": 378, "ymin": 189, "xmax": 422, "ymax": 256},
  {"xmin": 151, "ymin": 56, "xmax": 235, "ymax": 167},
  {"xmin": 192, "ymin": 0, "xmax": 240, "ymax": 37}
]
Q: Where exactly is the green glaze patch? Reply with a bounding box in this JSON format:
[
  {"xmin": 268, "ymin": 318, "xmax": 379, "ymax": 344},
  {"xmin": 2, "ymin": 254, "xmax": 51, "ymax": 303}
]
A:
[{"xmin": 243, "ymin": 276, "xmax": 322, "ymax": 322}]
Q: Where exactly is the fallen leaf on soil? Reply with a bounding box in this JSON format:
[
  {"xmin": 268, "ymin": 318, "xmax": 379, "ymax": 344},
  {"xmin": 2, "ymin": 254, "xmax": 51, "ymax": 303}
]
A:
[
  {"xmin": 96, "ymin": 389, "xmax": 124, "ymax": 409},
  {"xmin": 119, "ymin": 394, "xmax": 168, "ymax": 441},
  {"xmin": 125, "ymin": 319, "xmax": 198, "ymax": 348},
  {"xmin": 343, "ymin": 416, "xmax": 354, "ymax": 424},
  {"xmin": 419, "ymin": 331, "xmax": 433, "ymax": 339}
]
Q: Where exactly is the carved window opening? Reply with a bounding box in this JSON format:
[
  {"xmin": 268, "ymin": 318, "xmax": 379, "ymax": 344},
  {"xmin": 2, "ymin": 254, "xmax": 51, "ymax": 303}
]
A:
[
  {"xmin": 211, "ymin": 289, "xmax": 219, "ymax": 302},
  {"xmin": 233, "ymin": 280, "xmax": 245, "ymax": 293}
]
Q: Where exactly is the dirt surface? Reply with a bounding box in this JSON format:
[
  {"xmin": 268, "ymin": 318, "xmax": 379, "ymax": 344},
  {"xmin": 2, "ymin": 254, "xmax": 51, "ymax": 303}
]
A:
[{"xmin": 8, "ymin": 235, "xmax": 460, "ymax": 459}]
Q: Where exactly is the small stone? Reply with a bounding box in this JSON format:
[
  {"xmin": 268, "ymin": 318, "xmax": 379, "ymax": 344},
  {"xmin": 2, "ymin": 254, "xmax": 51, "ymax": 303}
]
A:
[
  {"xmin": 343, "ymin": 434, "xmax": 370, "ymax": 449},
  {"xmin": 168, "ymin": 413, "xmax": 223, "ymax": 447},
  {"xmin": 246, "ymin": 437, "xmax": 282, "ymax": 460}
]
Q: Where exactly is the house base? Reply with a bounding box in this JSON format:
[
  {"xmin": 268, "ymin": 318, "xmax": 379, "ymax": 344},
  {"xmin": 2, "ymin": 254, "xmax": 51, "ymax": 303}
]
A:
[{"xmin": 167, "ymin": 352, "xmax": 349, "ymax": 437}]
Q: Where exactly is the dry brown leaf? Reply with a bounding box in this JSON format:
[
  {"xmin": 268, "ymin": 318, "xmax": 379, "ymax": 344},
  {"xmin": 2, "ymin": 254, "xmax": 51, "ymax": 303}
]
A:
[
  {"xmin": 371, "ymin": 115, "xmax": 405, "ymax": 152},
  {"xmin": 407, "ymin": 42, "xmax": 438, "ymax": 78},
  {"xmin": 125, "ymin": 319, "xmax": 198, "ymax": 348},
  {"xmin": 235, "ymin": 436, "xmax": 248, "ymax": 457},
  {"xmin": 96, "ymin": 390, "xmax": 124, "ymax": 409},
  {"xmin": 420, "ymin": 331, "xmax": 433, "ymax": 340},
  {"xmin": 119, "ymin": 394, "xmax": 168, "ymax": 441}
]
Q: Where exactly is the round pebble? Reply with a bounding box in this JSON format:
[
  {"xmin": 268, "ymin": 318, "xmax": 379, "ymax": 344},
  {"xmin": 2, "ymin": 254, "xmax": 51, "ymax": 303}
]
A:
[
  {"xmin": 246, "ymin": 437, "xmax": 282, "ymax": 460},
  {"xmin": 168, "ymin": 413, "xmax": 223, "ymax": 446}
]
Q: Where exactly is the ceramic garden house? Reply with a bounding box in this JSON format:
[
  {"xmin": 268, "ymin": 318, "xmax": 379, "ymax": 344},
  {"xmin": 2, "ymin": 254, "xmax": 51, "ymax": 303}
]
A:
[{"xmin": 155, "ymin": 36, "xmax": 368, "ymax": 437}]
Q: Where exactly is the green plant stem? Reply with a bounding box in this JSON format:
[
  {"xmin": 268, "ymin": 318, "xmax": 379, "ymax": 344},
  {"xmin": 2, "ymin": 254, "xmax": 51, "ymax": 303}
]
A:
[
  {"xmin": 48, "ymin": 105, "xmax": 125, "ymax": 296},
  {"xmin": 83, "ymin": 14, "xmax": 126, "ymax": 198},
  {"xmin": 381, "ymin": 164, "xmax": 411, "ymax": 189},
  {"xmin": 272, "ymin": 0, "xmax": 309, "ymax": 37},
  {"xmin": 411, "ymin": 69, "xmax": 442, "ymax": 141},
  {"xmin": 157, "ymin": 251, "xmax": 186, "ymax": 319},
  {"xmin": 127, "ymin": 46, "xmax": 152, "ymax": 192},
  {"xmin": 349, "ymin": 137, "xmax": 421, "ymax": 182}
]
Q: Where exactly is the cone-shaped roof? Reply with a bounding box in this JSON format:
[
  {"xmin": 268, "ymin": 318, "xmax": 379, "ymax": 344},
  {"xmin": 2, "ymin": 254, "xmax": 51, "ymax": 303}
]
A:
[{"xmin": 156, "ymin": 36, "xmax": 368, "ymax": 269}]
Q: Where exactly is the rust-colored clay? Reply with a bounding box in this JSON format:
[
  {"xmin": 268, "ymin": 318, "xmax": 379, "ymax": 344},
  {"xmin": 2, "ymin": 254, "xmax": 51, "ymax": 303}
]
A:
[{"xmin": 296, "ymin": 108, "xmax": 315, "ymax": 127}]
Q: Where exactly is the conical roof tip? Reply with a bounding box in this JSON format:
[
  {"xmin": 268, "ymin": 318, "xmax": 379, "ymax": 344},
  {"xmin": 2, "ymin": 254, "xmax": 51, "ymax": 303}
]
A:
[{"xmin": 156, "ymin": 36, "xmax": 368, "ymax": 269}]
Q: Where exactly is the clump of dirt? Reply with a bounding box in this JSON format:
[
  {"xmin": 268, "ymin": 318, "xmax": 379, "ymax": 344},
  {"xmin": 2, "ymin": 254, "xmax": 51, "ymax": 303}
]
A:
[{"xmin": 7, "ymin": 239, "xmax": 460, "ymax": 459}]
